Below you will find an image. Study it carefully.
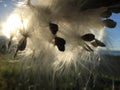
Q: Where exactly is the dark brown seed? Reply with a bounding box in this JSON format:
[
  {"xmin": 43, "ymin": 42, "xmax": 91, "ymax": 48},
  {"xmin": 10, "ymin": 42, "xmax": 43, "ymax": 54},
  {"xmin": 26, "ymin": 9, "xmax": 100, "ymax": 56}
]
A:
[
  {"xmin": 95, "ymin": 39, "xmax": 106, "ymax": 47},
  {"xmin": 55, "ymin": 37, "xmax": 66, "ymax": 51},
  {"xmin": 91, "ymin": 41, "xmax": 98, "ymax": 47},
  {"xmin": 55, "ymin": 37, "xmax": 66, "ymax": 45},
  {"xmin": 8, "ymin": 41, "xmax": 12, "ymax": 49},
  {"xmin": 81, "ymin": 33, "xmax": 95, "ymax": 41},
  {"xmin": 100, "ymin": 10, "xmax": 112, "ymax": 18},
  {"xmin": 18, "ymin": 37, "xmax": 27, "ymax": 51},
  {"xmin": 56, "ymin": 45, "xmax": 65, "ymax": 51},
  {"xmin": 8, "ymin": 36, "xmax": 13, "ymax": 49},
  {"xmin": 14, "ymin": 37, "xmax": 27, "ymax": 58},
  {"xmin": 83, "ymin": 43, "xmax": 93, "ymax": 52},
  {"xmin": 49, "ymin": 22, "xmax": 58, "ymax": 35},
  {"xmin": 108, "ymin": 7, "xmax": 120, "ymax": 13},
  {"xmin": 103, "ymin": 19, "xmax": 117, "ymax": 28},
  {"xmin": 14, "ymin": 49, "xmax": 18, "ymax": 58},
  {"xmin": 91, "ymin": 39, "xmax": 106, "ymax": 47}
]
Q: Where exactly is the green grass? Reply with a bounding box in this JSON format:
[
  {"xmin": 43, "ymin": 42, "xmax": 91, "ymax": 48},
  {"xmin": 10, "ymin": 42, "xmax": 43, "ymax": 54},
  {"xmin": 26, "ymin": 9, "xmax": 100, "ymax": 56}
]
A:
[
  {"xmin": 0, "ymin": 54, "xmax": 20, "ymax": 90},
  {"xmin": 0, "ymin": 54, "xmax": 120, "ymax": 90}
]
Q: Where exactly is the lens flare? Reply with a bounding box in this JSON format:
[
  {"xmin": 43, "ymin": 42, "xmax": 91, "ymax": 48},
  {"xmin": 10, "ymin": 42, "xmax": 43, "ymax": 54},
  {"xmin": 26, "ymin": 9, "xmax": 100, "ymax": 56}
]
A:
[{"xmin": 2, "ymin": 13, "xmax": 28, "ymax": 39}]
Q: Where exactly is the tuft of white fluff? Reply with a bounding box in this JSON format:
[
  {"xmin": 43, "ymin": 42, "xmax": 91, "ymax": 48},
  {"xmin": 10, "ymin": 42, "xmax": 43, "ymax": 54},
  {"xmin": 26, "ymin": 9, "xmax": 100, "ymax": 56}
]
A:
[{"xmin": 1, "ymin": 0, "xmax": 108, "ymax": 89}]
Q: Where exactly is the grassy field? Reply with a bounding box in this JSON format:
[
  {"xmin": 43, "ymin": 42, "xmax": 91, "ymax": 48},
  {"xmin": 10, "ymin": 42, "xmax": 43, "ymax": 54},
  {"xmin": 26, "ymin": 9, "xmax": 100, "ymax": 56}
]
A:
[
  {"xmin": 0, "ymin": 54, "xmax": 120, "ymax": 90},
  {"xmin": 0, "ymin": 54, "xmax": 20, "ymax": 90}
]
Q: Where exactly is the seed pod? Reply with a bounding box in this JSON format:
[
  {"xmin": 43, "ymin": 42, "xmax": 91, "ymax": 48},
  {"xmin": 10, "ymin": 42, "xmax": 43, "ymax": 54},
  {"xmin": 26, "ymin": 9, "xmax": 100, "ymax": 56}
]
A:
[
  {"xmin": 49, "ymin": 22, "xmax": 58, "ymax": 35},
  {"xmin": 103, "ymin": 19, "xmax": 117, "ymax": 28},
  {"xmin": 55, "ymin": 37, "xmax": 66, "ymax": 51},
  {"xmin": 81, "ymin": 33, "xmax": 95, "ymax": 41}
]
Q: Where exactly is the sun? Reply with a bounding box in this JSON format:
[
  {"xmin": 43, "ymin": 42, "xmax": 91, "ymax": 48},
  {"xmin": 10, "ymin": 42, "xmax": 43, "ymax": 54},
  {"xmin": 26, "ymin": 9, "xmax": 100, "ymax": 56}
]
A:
[{"xmin": 2, "ymin": 13, "xmax": 28, "ymax": 39}]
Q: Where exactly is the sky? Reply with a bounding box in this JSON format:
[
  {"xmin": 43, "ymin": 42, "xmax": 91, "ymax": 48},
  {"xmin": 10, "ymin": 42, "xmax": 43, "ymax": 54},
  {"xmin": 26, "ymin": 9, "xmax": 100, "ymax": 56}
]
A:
[
  {"xmin": 0, "ymin": 0, "xmax": 120, "ymax": 50},
  {"xmin": 0, "ymin": 0, "xmax": 18, "ymax": 21},
  {"xmin": 105, "ymin": 13, "xmax": 120, "ymax": 50}
]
